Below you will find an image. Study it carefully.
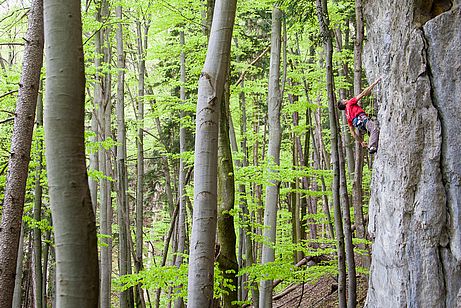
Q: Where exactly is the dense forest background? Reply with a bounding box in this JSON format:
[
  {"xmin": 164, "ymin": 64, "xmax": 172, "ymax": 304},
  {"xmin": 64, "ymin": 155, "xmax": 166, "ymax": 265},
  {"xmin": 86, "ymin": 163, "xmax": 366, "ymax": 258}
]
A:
[{"xmin": 1, "ymin": 0, "xmax": 459, "ymax": 307}]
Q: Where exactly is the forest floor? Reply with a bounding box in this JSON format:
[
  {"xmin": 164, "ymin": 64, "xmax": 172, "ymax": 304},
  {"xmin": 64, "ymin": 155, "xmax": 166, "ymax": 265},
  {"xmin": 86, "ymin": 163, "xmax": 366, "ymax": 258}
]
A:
[{"xmin": 271, "ymin": 275, "xmax": 368, "ymax": 308}]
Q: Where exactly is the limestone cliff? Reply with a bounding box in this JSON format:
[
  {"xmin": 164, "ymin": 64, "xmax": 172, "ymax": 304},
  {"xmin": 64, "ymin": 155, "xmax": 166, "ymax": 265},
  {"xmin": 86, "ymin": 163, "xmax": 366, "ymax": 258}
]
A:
[{"xmin": 363, "ymin": 1, "xmax": 461, "ymax": 307}]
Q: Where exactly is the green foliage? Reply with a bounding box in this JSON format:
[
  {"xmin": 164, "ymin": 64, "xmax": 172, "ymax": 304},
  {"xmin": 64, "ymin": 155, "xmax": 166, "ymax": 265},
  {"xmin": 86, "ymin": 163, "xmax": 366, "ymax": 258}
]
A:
[
  {"xmin": 115, "ymin": 261, "xmax": 235, "ymax": 305},
  {"xmin": 23, "ymin": 215, "xmax": 53, "ymax": 233}
]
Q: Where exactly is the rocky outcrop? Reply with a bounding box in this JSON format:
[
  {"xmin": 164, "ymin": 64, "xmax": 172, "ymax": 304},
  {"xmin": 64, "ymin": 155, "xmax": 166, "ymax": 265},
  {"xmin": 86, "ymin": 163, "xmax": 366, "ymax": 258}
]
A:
[{"xmin": 363, "ymin": 1, "xmax": 461, "ymax": 307}]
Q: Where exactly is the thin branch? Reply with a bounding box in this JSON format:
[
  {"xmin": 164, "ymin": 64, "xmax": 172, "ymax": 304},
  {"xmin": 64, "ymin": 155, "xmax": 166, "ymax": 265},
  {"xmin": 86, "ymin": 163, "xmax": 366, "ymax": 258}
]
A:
[
  {"xmin": 0, "ymin": 163, "xmax": 7, "ymax": 176},
  {"xmin": 234, "ymin": 44, "xmax": 271, "ymax": 87},
  {"xmin": 0, "ymin": 89, "xmax": 18, "ymax": 100},
  {"xmin": 83, "ymin": 20, "xmax": 120, "ymax": 46},
  {"xmin": 0, "ymin": 42, "xmax": 24, "ymax": 46},
  {"xmin": 142, "ymin": 128, "xmax": 159, "ymax": 141},
  {"xmin": 0, "ymin": 7, "xmax": 28, "ymax": 25},
  {"xmin": 0, "ymin": 117, "xmax": 14, "ymax": 124}
]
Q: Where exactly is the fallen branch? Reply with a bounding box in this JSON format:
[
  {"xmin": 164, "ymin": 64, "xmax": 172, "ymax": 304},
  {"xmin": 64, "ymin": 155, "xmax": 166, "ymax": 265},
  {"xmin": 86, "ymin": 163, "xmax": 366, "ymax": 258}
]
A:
[
  {"xmin": 272, "ymin": 283, "xmax": 298, "ymax": 301},
  {"xmin": 272, "ymin": 256, "xmax": 313, "ymax": 289}
]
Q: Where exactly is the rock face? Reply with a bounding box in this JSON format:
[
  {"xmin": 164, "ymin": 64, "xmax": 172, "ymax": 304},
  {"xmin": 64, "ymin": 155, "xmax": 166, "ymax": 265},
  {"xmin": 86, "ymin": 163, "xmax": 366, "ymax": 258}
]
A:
[{"xmin": 363, "ymin": 1, "xmax": 461, "ymax": 307}]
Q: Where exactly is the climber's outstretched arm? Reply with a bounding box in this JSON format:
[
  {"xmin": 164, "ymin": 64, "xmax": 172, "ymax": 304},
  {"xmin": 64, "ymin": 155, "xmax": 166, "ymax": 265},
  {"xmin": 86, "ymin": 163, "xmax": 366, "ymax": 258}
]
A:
[{"xmin": 356, "ymin": 77, "xmax": 382, "ymax": 101}]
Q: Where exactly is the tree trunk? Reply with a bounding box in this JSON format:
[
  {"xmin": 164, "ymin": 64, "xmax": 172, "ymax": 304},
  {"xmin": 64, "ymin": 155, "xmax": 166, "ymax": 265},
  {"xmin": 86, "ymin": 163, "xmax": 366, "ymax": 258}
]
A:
[
  {"xmin": 315, "ymin": 0, "xmax": 346, "ymax": 307},
  {"xmin": 259, "ymin": 6, "xmax": 282, "ymax": 308},
  {"xmin": 174, "ymin": 29, "xmax": 187, "ymax": 308},
  {"xmin": 337, "ymin": 113, "xmax": 357, "ymax": 307},
  {"xmin": 187, "ymin": 0, "xmax": 237, "ymax": 305},
  {"xmin": 228, "ymin": 42, "xmax": 259, "ymax": 303},
  {"xmin": 352, "ymin": 0, "xmax": 367, "ymax": 248},
  {"xmin": 12, "ymin": 223, "xmax": 25, "ymax": 308},
  {"xmin": 43, "ymin": 0, "xmax": 99, "ymax": 306},
  {"xmin": 364, "ymin": 2, "xmax": 461, "ymax": 307},
  {"xmin": 333, "ymin": 25, "xmax": 355, "ymax": 179},
  {"xmin": 115, "ymin": 5, "xmax": 130, "ymax": 308},
  {"xmin": 33, "ymin": 80, "xmax": 44, "ymax": 308},
  {"xmin": 135, "ymin": 18, "xmax": 147, "ymax": 308},
  {"xmin": 42, "ymin": 217, "xmax": 52, "ymax": 308},
  {"xmin": 217, "ymin": 80, "xmax": 238, "ymax": 307},
  {"xmin": 93, "ymin": 2, "xmax": 112, "ymax": 306},
  {"xmin": 0, "ymin": 1, "xmax": 43, "ymax": 306}
]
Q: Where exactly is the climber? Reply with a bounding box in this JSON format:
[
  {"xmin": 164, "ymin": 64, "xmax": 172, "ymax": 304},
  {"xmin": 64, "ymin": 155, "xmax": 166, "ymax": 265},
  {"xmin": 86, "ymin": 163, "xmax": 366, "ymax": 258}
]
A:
[{"xmin": 337, "ymin": 77, "xmax": 381, "ymax": 154}]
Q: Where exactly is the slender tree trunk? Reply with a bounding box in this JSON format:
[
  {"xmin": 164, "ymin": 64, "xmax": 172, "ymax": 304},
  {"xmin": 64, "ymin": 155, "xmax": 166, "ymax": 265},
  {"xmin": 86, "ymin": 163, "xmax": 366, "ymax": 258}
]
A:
[
  {"xmin": 352, "ymin": 0, "xmax": 367, "ymax": 249},
  {"xmin": 12, "ymin": 223, "xmax": 25, "ymax": 308},
  {"xmin": 41, "ymin": 217, "xmax": 52, "ymax": 308},
  {"xmin": 334, "ymin": 25, "xmax": 355, "ymax": 179},
  {"xmin": 187, "ymin": 0, "xmax": 237, "ymax": 305},
  {"xmin": 24, "ymin": 238, "xmax": 34, "ymax": 308},
  {"xmin": 33, "ymin": 81, "xmax": 44, "ymax": 308},
  {"xmin": 0, "ymin": 1, "xmax": 43, "ymax": 306},
  {"xmin": 153, "ymin": 114, "xmax": 175, "ymax": 215},
  {"xmin": 337, "ymin": 114, "xmax": 357, "ymax": 307},
  {"xmin": 94, "ymin": 2, "xmax": 112, "ymax": 306},
  {"xmin": 315, "ymin": 0, "xmax": 347, "ymax": 307},
  {"xmin": 259, "ymin": 7, "xmax": 282, "ymax": 308},
  {"xmin": 174, "ymin": 29, "xmax": 187, "ymax": 308},
  {"xmin": 228, "ymin": 50, "xmax": 259, "ymax": 304},
  {"xmin": 116, "ymin": 5, "xmax": 130, "ymax": 308},
  {"xmin": 217, "ymin": 80, "xmax": 238, "ymax": 307},
  {"xmin": 135, "ymin": 19, "xmax": 147, "ymax": 308},
  {"xmin": 311, "ymin": 118, "xmax": 334, "ymax": 239},
  {"xmin": 43, "ymin": 0, "xmax": 99, "ymax": 306}
]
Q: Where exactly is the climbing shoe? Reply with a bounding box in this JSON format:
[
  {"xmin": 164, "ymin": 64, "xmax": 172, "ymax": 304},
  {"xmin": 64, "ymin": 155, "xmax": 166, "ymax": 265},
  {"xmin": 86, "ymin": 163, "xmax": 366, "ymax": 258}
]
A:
[{"xmin": 369, "ymin": 146, "xmax": 377, "ymax": 154}]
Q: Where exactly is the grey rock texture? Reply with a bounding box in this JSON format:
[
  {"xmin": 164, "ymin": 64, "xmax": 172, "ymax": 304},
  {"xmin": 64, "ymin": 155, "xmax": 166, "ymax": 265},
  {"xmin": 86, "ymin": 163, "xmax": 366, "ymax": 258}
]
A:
[{"xmin": 363, "ymin": 1, "xmax": 461, "ymax": 307}]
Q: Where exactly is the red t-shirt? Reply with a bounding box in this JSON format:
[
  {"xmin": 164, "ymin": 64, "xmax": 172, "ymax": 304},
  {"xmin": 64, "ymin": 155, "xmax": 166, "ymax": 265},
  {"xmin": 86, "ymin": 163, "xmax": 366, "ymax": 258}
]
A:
[{"xmin": 345, "ymin": 97, "xmax": 365, "ymax": 126}]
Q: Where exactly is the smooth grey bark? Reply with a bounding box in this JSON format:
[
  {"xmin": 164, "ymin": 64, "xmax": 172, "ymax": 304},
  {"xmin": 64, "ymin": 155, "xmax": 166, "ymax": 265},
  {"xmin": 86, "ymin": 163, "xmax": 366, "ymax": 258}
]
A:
[
  {"xmin": 364, "ymin": 2, "xmax": 461, "ymax": 307},
  {"xmin": 33, "ymin": 81, "xmax": 43, "ymax": 308},
  {"xmin": 12, "ymin": 223, "xmax": 25, "ymax": 308},
  {"xmin": 135, "ymin": 18, "xmax": 147, "ymax": 308},
  {"xmin": 93, "ymin": 2, "xmax": 111, "ymax": 307},
  {"xmin": 315, "ymin": 0, "xmax": 346, "ymax": 307},
  {"xmin": 115, "ymin": 5, "xmax": 130, "ymax": 308},
  {"xmin": 259, "ymin": 7, "xmax": 282, "ymax": 308},
  {"xmin": 41, "ymin": 217, "xmax": 51, "ymax": 308},
  {"xmin": 89, "ymin": 111, "xmax": 99, "ymax": 214},
  {"xmin": 43, "ymin": 0, "xmax": 99, "ymax": 306},
  {"xmin": 89, "ymin": 1, "xmax": 101, "ymax": 215},
  {"xmin": 0, "ymin": 1, "xmax": 43, "ymax": 306},
  {"xmin": 174, "ymin": 30, "xmax": 187, "ymax": 308},
  {"xmin": 187, "ymin": 0, "xmax": 237, "ymax": 305},
  {"xmin": 217, "ymin": 80, "xmax": 238, "ymax": 307}
]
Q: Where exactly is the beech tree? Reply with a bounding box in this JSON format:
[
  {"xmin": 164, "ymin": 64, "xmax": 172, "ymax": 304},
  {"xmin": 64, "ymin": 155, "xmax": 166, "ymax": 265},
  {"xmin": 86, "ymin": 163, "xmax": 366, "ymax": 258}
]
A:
[
  {"xmin": 259, "ymin": 6, "xmax": 282, "ymax": 308},
  {"xmin": 43, "ymin": 0, "xmax": 99, "ymax": 306},
  {"xmin": 187, "ymin": 0, "xmax": 237, "ymax": 305}
]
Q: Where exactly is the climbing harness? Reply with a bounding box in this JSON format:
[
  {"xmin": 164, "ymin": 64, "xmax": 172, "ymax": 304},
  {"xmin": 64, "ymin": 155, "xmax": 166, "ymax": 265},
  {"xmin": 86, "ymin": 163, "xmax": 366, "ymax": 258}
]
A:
[{"xmin": 352, "ymin": 112, "xmax": 368, "ymax": 133}]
